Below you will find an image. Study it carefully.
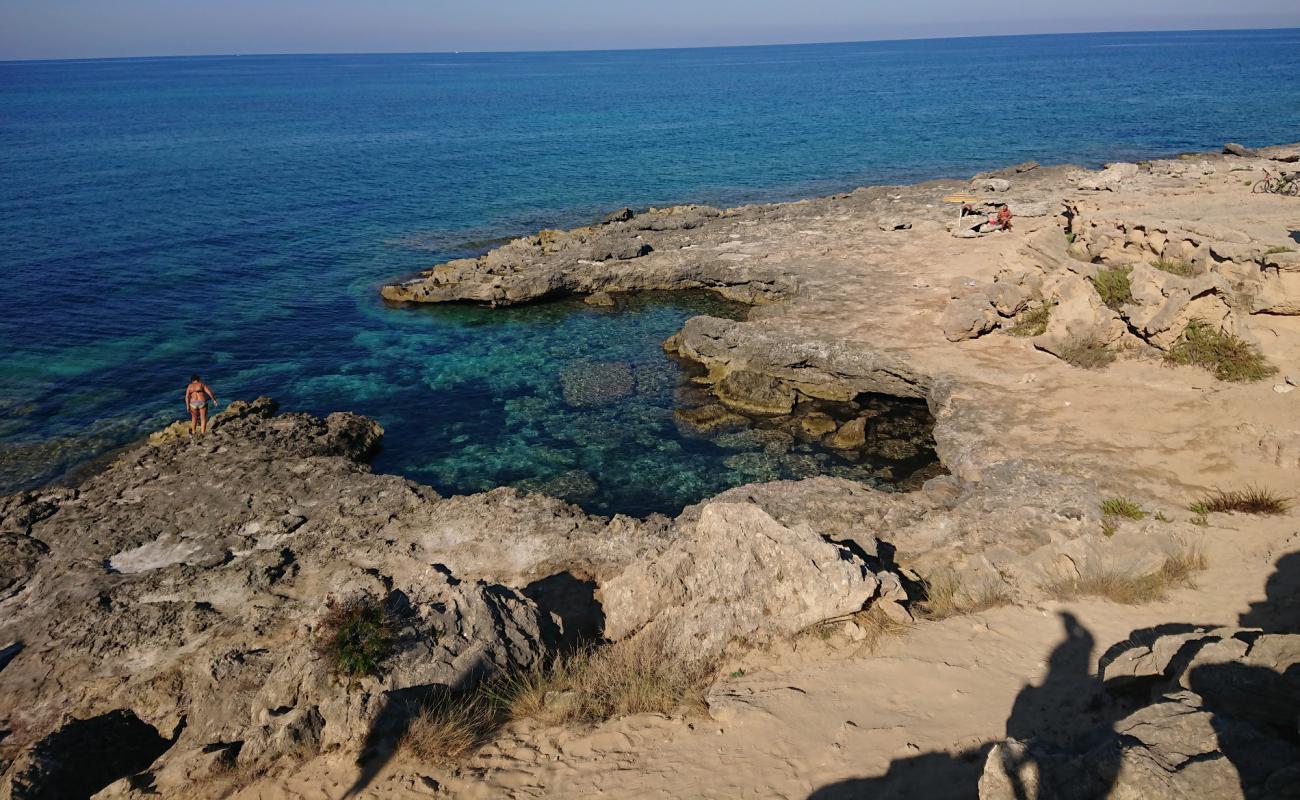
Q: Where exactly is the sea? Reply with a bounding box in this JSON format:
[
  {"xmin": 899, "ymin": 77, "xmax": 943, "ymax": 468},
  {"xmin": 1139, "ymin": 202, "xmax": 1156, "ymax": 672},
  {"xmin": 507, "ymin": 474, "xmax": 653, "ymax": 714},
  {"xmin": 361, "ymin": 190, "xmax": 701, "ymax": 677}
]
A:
[{"xmin": 3, "ymin": 29, "xmax": 1299, "ymax": 515}]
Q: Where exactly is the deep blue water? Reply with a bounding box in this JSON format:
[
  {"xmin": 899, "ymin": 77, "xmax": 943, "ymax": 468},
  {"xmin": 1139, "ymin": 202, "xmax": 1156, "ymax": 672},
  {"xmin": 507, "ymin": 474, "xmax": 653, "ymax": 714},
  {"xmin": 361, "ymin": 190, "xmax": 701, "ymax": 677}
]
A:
[{"xmin": 2, "ymin": 30, "xmax": 1299, "ymax": 514}]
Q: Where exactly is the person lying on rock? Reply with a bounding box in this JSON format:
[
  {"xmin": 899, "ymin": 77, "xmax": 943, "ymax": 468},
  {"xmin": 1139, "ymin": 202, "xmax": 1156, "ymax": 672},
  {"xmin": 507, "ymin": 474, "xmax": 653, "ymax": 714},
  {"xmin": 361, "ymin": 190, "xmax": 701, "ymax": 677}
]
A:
[{"xmin": 184, "ymin": 374, "xmax": 218, "ymax": 435}]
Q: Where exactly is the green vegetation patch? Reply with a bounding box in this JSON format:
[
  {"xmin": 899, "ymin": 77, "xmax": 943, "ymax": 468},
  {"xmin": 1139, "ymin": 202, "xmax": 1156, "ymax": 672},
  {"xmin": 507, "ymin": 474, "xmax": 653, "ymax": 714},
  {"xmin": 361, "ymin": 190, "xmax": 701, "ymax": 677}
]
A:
[
  {"xmin": 318, "ymin": 595, "xmax": 395, "ymax": 684},
  {"xmin": 1090, "ymin": 266, "xmax": 1133, "ymax": 310},
  {"xmin": 1007, "ymin": 302, "xmax": 1054, "ymax": 338},
  {"xmin": 1164, "ymin": 320, "xmax": 1277, "ymax": 382},
  {"xmin": 1151, "ymin": 259, "xmax": 1198, "ymax": 278},
  {"xmin": 1101, "ymin": 496, "xmax": 1146, "ymax": 520}
]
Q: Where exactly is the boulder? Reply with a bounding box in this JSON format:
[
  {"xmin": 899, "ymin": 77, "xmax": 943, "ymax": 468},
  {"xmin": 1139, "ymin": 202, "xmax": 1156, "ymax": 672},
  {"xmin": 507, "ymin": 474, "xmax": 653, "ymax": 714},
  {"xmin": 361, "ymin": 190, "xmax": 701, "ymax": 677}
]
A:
[
  {"xmin": 584, "ymin": 290, "xmax": 616, "ymax": 307},
  {"xmin": 827, "ymin": 417, "xmax": 868, "ymax": 450},
  {"xmin": 941, "ymin": 293, "xmax": 999, "ymax": 341},
  {"xmin": 602, "ymin": 206, "xmax": 635, "ymax": 224},
  {"xmin": 798, "ymin": 412, "xmax": 839, "ymax": 440},
  {"xmin": 599, "ymin": 503, "xmax": 879, "ymax": 663},
  {"xmin": 877, "ymin": 217, "xmax": 913, "ymax": 231},
  {"xmin": 986, "ymin": 282, "xmax": 1030, "ymax": 317},
  {"xmin": 1223, "ymin": 142, "xmax": 1258, "ymax": 158},
  {"xmin": 675, "ymin": 403, "xmax": 747, "ymax": 432},
  {"xmin": 976, "ymin": 178, "xmax": 1012, "ymax": 193},
  {"xmin": 715, "ymin": 370, "xmax": 798, "ymax": 416},
  {"xmin": 1074, "ymin": 163, "xmax": 1139, "ymax": 191}
]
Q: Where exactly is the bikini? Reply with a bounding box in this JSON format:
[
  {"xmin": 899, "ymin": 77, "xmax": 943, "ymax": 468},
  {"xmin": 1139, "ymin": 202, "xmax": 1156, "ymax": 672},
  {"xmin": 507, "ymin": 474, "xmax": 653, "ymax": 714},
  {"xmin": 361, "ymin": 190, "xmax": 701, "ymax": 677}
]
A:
[{"xmin": 187, "ymin": 385, "xmax": 208, "ymax": 410}]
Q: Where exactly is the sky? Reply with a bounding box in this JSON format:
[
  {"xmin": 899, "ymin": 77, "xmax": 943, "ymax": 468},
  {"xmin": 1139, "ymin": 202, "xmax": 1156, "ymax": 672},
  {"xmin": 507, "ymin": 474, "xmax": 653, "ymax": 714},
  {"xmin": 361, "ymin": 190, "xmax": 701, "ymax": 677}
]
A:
[{"xmin": 2, "ymin": 0, "xmax": 1299, "ymax": 61}]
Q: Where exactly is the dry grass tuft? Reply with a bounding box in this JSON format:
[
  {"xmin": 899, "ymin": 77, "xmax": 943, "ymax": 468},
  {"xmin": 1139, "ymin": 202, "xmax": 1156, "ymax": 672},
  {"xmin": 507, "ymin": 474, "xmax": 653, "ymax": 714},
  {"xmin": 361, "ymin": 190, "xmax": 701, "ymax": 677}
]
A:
[
  {"xmin": 1164, "ymin": 320, "xmax": 1276, "ymax": 382},
  {"xmin": 806, "ymin": 604, "xmax": 911, "ymax": 650},
  {"xmin": 495, "ymin": 635, "xmax": 713, "ymax": 729},
  {"xmin": 402, "ymin": 635, "xmax": 713, "ymax": 767},
  {"xmin": 918, "ymin": 570, "xmax": 1014, "ymax": 620},
  {"xmin": 1056, "ymin": 336, "xmax": 1116, "ymax": 370},
  {"xmin": 402, "ymin": 693, "xmax": 498, "ymax": 767},
  {"xmin": 1007, "ymin": 302, "xmax": 1053, "ymax": 338},
  {"xmin": 1046, "ymin": 547, "xmax": 1207, "ymax": 605},
  {"xmin": 1189, "ymin": 487, "xmax": 1291, "ymax": 517}
]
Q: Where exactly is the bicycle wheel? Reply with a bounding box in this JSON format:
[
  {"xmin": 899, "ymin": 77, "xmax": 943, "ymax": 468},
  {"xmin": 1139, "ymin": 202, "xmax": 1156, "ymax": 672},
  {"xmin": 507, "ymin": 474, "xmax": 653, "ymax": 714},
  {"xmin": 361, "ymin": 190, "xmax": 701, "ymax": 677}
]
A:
[{"xmin": 1252, "ymin": 179, "xmax": 1271, "ymax": 194}]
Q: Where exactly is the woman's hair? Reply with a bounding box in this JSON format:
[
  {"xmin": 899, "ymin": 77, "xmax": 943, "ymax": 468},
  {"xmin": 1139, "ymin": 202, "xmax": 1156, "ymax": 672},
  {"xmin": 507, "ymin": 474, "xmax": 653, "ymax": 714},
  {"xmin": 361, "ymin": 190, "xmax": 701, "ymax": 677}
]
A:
[{"xmin": 190, "ymin": 374, "xmax": 200, "ymax": 382}]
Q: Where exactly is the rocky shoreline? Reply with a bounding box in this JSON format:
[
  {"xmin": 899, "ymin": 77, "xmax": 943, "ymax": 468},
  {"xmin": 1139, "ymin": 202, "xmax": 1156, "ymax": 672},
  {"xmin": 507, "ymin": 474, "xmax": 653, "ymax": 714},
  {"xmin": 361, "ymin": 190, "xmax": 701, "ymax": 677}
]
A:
[{"xmin": 4, "ymin": 142, "xmax": 1300, "ymax": 798}]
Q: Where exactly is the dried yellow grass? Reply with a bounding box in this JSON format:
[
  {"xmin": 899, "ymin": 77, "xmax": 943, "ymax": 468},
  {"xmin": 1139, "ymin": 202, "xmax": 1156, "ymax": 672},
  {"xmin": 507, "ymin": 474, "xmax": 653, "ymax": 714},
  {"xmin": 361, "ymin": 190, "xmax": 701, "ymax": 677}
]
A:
[
  {"xmin": 918, "ymin": 570, "xmax": 1014, "ymax": 620},
  {"xmin": 1046, "ymin": 547, "xmax": 1207, "ymax": 605}
]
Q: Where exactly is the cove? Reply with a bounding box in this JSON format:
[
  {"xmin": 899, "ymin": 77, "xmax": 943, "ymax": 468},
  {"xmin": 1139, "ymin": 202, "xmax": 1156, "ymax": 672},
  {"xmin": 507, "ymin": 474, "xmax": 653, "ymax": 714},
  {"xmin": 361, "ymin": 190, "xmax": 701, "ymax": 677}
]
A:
[{"xmin": 373, "ymin": 291, "xmax": 938, "ymax": 517}]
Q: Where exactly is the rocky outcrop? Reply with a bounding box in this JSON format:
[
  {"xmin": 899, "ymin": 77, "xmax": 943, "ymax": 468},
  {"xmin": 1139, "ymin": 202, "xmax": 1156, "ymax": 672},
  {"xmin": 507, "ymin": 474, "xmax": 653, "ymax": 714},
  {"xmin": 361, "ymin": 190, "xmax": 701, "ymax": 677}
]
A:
[
  {"xmin": 380, "ymin": 204, "xmax": 796, "ymax": 307},
  {"xmin": 980, "ymin": 627, "xmax": 1300, "ymax": 800},
  {"xmin": 0, "ymin": 400, "xmax": 673, "ymax": 797},
  {"xmin": 673, "ymin": 315, "xmax": 928, "ymax": 401},
  {"xmin": 600, "ymin": 502, "xmax": 881, "ymax": 662}
]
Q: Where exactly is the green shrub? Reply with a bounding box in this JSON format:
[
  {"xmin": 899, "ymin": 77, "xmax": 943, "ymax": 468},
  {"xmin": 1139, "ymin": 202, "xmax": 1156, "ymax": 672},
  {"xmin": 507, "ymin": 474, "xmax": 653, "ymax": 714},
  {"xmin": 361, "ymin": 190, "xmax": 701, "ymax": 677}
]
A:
[
  {"xmin": 1164, "ymin": 320, "xmax": 1276, "ymax": 382},
  {"xmin": 318, "ymin": 595, "xmax": 395, "ymax": 684},
  {"xmin": 1090, "ymin": 266, "xmax": 1133, "ymax": 310},
  {"xmin": 1057, "ymin": 336, "xmax": 1116, "ymax": 369},
  {"xmin": 1007, "ymin": 302, "xmax": 1053, "ymax": 338},
  {"xmin": 1151, "ymin": 259, "xmax": 1197, "ymax": 277},
  {"xmin": 1101, "ymin": 496, "xmax": 1146, "ymax": 520}
]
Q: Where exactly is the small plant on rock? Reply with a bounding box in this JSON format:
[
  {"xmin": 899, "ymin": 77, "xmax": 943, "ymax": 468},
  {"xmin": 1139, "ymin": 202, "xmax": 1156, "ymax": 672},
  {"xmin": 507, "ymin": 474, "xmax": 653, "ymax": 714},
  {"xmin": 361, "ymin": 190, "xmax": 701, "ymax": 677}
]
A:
[
  {"xmin": 1101, "ymin": 496, "xmax": 1146, "ymax": 520},
  {"xmin": 1164, "ymin": 320, "xmax": 1276, "ymax": 382},
  {"xmin": 1090, "ymin": 266, "xmax": 1133, "ymax": 310},
  {"xmin": 1189, "ymin": 487, "xmax": 1290, "ymax": 517},
  {"xmin": 1151, "ymin": 259, "xmax": 1198, "ymax": 278},
  {"xmin": 1057, "ymin": 336, "xmax": 1116, "ymax": 369},
  {"xmin": 317, "ymin": 594, "xmax": 395, "ymax": 685},
  {"xmin": 1264, "ymin": 245, "xmax": 1295, "ymax": 255},
  {"xmin": 1007, "ymin": 302, "xmax": 1054, "ymax": 338}
]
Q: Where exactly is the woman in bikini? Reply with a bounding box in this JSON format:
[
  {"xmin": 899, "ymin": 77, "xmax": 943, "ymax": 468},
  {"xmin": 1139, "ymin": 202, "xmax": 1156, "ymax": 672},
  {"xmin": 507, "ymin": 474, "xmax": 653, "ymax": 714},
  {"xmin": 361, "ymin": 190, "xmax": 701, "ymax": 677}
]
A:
[{"xmin": 184, "ymin": 374, "xmax": 218, "ymax": 435}]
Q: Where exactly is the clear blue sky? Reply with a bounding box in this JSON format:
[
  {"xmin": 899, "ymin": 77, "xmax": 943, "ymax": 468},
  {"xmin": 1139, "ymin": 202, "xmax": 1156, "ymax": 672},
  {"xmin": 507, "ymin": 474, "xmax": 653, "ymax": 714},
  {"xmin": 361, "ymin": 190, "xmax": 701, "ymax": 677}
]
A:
[{"xmin": 3, "ymin": 0, "xmax": 1299, "ymax": 60}]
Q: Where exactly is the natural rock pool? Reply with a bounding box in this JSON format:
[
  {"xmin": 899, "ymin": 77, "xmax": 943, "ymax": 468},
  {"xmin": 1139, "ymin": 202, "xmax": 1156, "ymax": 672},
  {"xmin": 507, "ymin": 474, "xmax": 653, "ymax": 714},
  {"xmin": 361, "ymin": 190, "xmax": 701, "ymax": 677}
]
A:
[{"xmin": 372, "ymin": 291, "xmax": 940, "ymax": 517}]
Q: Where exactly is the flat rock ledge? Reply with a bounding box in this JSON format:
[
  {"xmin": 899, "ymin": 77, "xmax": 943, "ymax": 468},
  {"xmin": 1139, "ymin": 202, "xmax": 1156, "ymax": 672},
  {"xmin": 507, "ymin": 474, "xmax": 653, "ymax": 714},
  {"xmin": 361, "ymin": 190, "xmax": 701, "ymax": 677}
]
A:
[{"xmin": 381, "ymin": 205, "xmax": 796, "ymax": 306}]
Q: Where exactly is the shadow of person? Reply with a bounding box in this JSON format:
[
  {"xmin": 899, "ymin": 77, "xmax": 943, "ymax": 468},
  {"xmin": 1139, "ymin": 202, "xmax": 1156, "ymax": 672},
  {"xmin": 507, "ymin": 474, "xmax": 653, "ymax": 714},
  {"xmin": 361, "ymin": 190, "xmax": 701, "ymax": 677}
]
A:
[
  {"xmin": 993, "ymin": 612, "xmax": 1122, "ymax": 800},
  {"xmin": 1239, "ymin": 551, "xmax": 1300, "ymax": 634},
  {"xmin": 1184, "ymin": 551, "xmax": 1300, "ymax": 796},
  {"xmin": 806, "ymin": 746, "xmax": 993, "ymax": 800}
]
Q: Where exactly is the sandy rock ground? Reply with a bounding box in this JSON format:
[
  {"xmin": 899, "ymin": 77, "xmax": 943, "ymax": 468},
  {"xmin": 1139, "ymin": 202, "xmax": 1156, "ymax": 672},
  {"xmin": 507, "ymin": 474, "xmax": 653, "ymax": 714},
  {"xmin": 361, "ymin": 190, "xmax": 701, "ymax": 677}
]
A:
[{"xmin": 317, "ymin": 145, "xmax": 1299, "ymax": 798}]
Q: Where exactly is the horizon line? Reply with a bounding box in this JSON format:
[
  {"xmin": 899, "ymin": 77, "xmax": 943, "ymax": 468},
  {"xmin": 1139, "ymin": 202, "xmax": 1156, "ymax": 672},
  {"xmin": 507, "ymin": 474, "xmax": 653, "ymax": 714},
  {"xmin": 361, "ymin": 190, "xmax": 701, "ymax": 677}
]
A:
[{"xmin": 3, "ymin": 24, "xmax": 1298, "ymax": 65}]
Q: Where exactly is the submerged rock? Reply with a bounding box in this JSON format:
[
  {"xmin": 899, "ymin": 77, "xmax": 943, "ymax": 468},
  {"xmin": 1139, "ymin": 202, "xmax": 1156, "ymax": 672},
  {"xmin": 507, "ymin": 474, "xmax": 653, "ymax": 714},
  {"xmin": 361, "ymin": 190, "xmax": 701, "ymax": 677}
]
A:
[
  {"xmin": 714, "ymin": 370, "xmax": 797, "ymax": 416},
  {"xmin": 559, "ymin": 361, "xmax": 635, "ymax": 407}
]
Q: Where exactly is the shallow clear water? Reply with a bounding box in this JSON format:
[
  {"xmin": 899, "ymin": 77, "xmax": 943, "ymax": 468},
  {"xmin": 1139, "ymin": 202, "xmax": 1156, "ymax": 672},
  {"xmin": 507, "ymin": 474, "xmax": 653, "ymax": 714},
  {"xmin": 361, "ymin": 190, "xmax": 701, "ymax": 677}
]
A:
[{"xmin": 2, "ymin": 30, "xmax": 1299, "ymax": 512}]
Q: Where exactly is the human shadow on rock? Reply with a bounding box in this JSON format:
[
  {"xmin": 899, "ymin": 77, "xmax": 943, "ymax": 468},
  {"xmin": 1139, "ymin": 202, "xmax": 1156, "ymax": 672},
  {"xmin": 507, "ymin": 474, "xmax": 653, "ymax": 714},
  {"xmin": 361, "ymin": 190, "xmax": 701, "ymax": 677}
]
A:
[{"xmin": 807, "ymin": 613, "xmax": 1122, "ymax": 800}]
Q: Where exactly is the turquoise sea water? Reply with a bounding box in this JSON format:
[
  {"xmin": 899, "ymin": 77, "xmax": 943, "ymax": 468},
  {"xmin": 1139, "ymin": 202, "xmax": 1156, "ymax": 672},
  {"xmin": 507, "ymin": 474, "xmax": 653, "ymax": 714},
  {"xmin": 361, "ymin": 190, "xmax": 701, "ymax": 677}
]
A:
[{"xmin": 2, "ymin": 30, "xmax": 1300, "ymax": 514}]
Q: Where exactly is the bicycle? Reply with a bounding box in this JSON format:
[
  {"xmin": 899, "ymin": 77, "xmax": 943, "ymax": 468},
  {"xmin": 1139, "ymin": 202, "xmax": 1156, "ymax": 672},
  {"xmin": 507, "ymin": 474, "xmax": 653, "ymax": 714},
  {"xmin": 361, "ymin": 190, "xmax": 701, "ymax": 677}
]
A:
[{"xmin": 1252, "ymin": 169, "xmax": 1300, "ymax": 196}]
